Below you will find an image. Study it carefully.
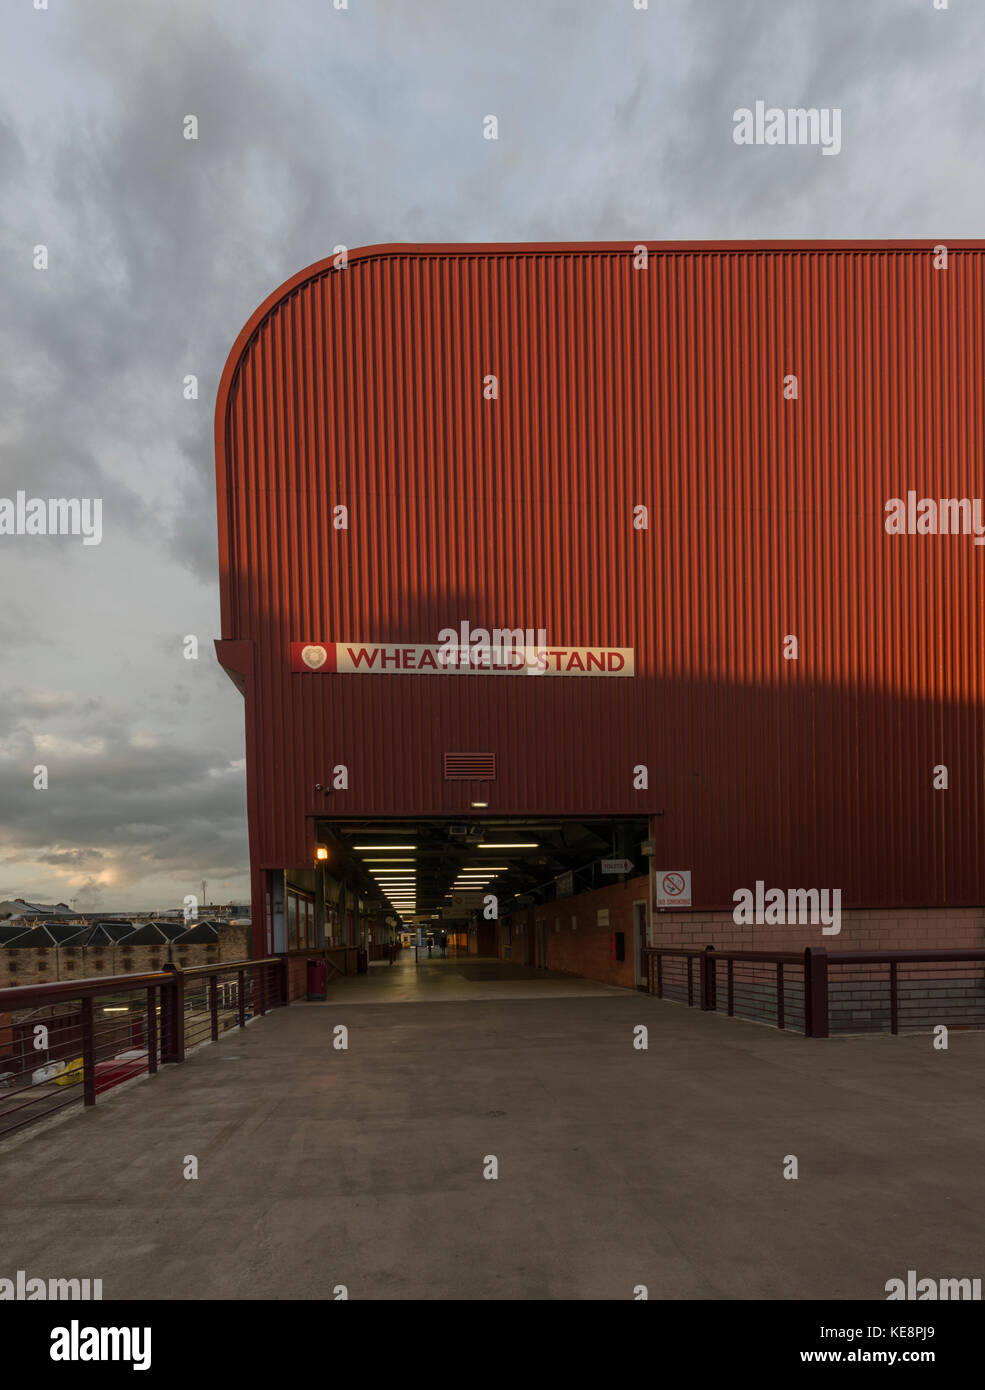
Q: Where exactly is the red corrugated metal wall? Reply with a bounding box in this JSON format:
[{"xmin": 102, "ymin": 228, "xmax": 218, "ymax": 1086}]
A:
[{"xmin": 215, "ymin": 243, "xmax": 985, "ymax": 908}]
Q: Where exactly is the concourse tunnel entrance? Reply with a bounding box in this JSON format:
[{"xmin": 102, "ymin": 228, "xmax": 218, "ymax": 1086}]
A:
[{"xmin": 265, "ymin": 816, "xmax": 652, "ymax": 992}]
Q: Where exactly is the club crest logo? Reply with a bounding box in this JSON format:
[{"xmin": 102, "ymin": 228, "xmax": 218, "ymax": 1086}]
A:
[{"xmin": 301, "ymin": 644, "xmax": 327, "ymax": 669}]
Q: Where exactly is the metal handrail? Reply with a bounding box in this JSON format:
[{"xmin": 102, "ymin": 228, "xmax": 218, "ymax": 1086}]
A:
[
  {"xmin": 0, "ymin": 969, "xmax": 175, "ymax": 1009},
  {"xmin": 641, "ymin": 943, "xmax": 985, "ymax": 1037},
  {"xmin": 180, "ymin": 956, "xmax": 282, "ymax": 977},
  {"xmin": 0, "ymin": 955, "xmax": 289, "ymax": 1141}
]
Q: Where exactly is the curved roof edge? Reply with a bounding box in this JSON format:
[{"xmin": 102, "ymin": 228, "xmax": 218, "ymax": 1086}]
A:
[
  {"xmin": 214, "ymin": 237, "xmax": 985, "ymax": 426},
  {"xmin": 211, "ymin": 236, "xmax": 985, "ymax": 639}
]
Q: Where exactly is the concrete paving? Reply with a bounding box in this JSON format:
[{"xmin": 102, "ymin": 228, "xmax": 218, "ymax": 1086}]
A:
[{"xmin": 1, "ymin": 954, "xmax": 982, "ymax": 1301}]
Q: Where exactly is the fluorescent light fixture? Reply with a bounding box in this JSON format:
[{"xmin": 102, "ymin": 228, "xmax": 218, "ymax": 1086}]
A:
[
  {"xmin": 476, "ymin": 843, "xmax": 538, "ymax": 849},
  {"xmin": 470, "ymin": 802, "xmax": 488, "ymax": 807},
  {"xmin": 353, "ymin": 845, "xmax": 417, "ymax": 851},
  {"xmin": 464, "ymin": 866, "xmax": 509, "ymax": 871}
]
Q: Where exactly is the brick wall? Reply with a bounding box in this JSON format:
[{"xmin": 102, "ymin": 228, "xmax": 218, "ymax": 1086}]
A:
[
  {"xmin": 0, "ymin": 924, "xmax": 250, "ymax": 990},
  {"xmin": 500, "ymin": 876, "xmax": 650, "ymax": 989},
  {"xmin": 497, "ymin": 890, "xmax": 985, "ymax": 996},
  {"xmin": 652, "ymin": 907, "xmax": 985, "ymax": 954},
  {"xmin": 470, "ymin": 924, "xmax": 498, "ymax": 956},
  {"xmin": 653, "ymin": 909, "xmax": 985, "ymax": 1033}
]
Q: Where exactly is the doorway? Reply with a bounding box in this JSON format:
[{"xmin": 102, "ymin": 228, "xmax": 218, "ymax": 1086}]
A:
[{"xmin": 535, "ymin": 919, "xmax": 547, "ymax": 969}]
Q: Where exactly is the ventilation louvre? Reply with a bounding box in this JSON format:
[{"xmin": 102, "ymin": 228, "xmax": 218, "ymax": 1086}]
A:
[{"xmin": 444, "ymin": 752, "xmax": 496, "ymax": 780}]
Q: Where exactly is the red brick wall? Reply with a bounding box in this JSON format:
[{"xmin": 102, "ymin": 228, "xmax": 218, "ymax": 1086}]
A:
[
  {"xmin": 501, "ymin": 877, "xmax": 650, "ymax": 989},
  {"xmin": 653, "ymin": 908, "xmax": 985, "ymax": 954},
  {"xmin": 471, "ymin": 924, "xmax": 498, "ymax": 956},
  {"xmin": 497, "ymin": 889, "xmax": 985, "ymax": 991}
]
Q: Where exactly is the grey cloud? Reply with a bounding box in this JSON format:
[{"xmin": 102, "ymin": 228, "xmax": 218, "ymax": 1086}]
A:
[
  {"xmin": 2, "ymin": 0, "xmax": 984, "ymax": 909},
  {"xmin": 35, "ymin": 847, "xmax": 105, "ymax": 867}
]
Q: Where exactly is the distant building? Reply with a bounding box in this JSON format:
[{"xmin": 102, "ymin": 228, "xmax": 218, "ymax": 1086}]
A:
[{"xmin": 0, "ymin": 899, "xmax": 72, "ymax": 920}]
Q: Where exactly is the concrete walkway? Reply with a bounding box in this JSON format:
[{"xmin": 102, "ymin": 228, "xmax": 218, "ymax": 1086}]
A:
[
  {"xmin": 323, "ymin": 950, "xmax": 628, "ymax": 1003},
  {"xmin": 1, "ymin": 955, "xmax": 982, "ymax": 1300}
]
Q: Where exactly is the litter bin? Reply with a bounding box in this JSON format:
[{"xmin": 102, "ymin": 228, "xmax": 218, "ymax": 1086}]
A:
[
  {"xmin": 356, "ymin": 948, "xmax": 368, "ymax": 974},
  {"xmin": 306, "ymin": 957, "xmax": 327, "ymax": 1001}
]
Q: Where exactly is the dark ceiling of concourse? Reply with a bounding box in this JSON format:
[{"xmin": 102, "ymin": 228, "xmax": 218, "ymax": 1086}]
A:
[{"xmin": 315, "ymin": 818, "xmax": 649, "ymax": 921}]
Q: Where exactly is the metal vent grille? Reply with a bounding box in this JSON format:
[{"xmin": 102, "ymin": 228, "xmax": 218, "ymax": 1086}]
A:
[{"xmin": 444, "ymin": 753, "xmax": 496, "ymax": 780}]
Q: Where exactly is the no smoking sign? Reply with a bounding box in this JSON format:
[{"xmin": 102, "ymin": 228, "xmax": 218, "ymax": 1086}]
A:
[{"xmin": 655, "ymin": 869, "xmax": 692, "ymax": 909}]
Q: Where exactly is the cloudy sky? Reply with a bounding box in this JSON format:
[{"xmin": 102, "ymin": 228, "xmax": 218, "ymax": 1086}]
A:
[{"xmin": 0, "ymin": 0, "xmax": 981, "ymax": 911}]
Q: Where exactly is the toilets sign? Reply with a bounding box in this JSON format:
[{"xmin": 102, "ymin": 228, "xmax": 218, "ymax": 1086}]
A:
[{"xmin": 291, "ymin": 639, "xmax": 634, "ymax": 676}]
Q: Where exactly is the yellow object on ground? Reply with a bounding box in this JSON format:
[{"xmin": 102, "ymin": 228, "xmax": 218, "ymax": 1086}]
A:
[{"xmin": 53, "ymin": 1058, "xmax": 83, "ymax": 1086}]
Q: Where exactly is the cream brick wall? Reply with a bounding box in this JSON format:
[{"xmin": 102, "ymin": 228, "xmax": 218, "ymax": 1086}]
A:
[{"xmin": 0, "ymin": 924, "xmax": 250, "ymax": 990}]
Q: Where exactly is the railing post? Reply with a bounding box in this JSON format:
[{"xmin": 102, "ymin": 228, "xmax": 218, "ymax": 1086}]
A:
[
  {"xmin": 146, "ymin": 985, "xmax": 158, "ymax": 1074},
  {"xmin": 209, "ymin": 974, "xmax": 219, "ymax": 1042},
  {"xmin": 804, "ymin": 947, "xmax": 829, "ymax": 1038},
  {"xmin": 160, "ymin": 963, "xmax": 185, "ymax": 1063},
  {"xmin": 700, "ymin": 945, "xmax": 716, "ymax": 1011},
  {"xmin": 237, "ymin": 969, "xmax": 246, "ymax": 1029},
  {"xmin": 80, "ymin": 996, "xmax": 96, "ymax": 1107}
]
